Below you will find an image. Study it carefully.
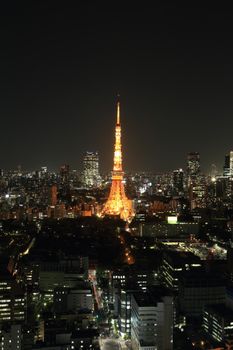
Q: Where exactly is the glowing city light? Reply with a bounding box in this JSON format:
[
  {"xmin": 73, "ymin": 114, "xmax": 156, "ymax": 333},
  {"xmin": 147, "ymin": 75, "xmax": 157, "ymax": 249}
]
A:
[{"xmin": 101, "ymin": 99, "xmax": 134, "ymax": 221}]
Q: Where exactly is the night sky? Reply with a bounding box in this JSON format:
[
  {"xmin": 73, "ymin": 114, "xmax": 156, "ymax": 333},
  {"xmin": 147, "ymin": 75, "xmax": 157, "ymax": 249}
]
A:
[{"xmin": 1, "ymin": 3, "xmax": 233, "ymax": 173}]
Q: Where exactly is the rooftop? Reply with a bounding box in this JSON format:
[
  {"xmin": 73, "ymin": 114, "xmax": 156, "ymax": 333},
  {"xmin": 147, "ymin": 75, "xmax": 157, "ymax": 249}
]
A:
[
  {"xmin": 205, "ymin": 304, "xmax": 233, "ymax": 320},
  {"xmin": 133, "ymin": 287, "xmax": 172, "ymax": 307},
  {"xmin": 164, "ymin": 250, "xmax": 201, "ymax": 266}
]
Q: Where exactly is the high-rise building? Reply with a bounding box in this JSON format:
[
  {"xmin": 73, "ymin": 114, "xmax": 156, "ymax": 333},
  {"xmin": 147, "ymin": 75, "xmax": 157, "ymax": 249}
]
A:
[
  {"xmin": 223, "ymin": 154, "xmax": 230, "ymax": 176},
  {"xmin": 60, "ymin": 164, "xmax": 70, "ymax": 183},
  {"xmin": 172, "ymin": 169, "xmax": 184, "ymax": 196},
  {"xmin": 187, "ymin": 152, "xmax": 200, "ymax": 183},
  {"xmin": 160, "ymin": 251, "xmax": 201, "ymax": 290},
  {"xmin": 230, "ymin": 151, "xmax": 233, "ymax": 176},
  {"xmin": 179, "ymin": 270, "xmax": 226, "ymax": 317},
  {"xmin": 40, "ymin": 166, "xmax": 47, "ymax": 174},
  {"xmin": 203, "ymin": 304, "xmax": 233, "ymax": 343},
  {"xmin": 0, "ymin": 269, "xmax": 25, "ymax": 323},
  {"xmin": 102, "ymin": 99, "xmax": 134, "ymax": 221},
  {"xmin": 131, "ymin": 289, "xmax": 173, "ymax": 350},
  {"xmin": 82, "ymin": 152, "xmax": 101, "ymax": 188},
  {"xmin": 50, "ymin": 185, "xmax": 57, "ymax": 207},
  {"xmin": 223, "ymin": 151, "xmax": 233, "ymax": 177},
  {"xmin": 186, "ymin": 152, "xmax": 206, "ymax": 208}
]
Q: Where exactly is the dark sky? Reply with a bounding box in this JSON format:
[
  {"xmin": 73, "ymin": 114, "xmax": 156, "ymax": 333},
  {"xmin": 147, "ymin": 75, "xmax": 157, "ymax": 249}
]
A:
[{"xmin": 1, "ymin": 2, "xmax": 233, "ymax": 173}]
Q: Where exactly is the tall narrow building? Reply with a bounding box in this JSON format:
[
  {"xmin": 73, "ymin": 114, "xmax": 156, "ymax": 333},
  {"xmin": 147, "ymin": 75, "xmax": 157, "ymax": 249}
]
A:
[
  {"xmin": 102, "ymin": 99, "xmax": 134, "ymax": 221},
  {"xmin": 173, "ymin": 169, "xmax": 184, "ymax": 196},
  {"xmin": 187, "ymin": 152, "xmax": 200, "ymax": 184},
  {"xmin": 223, "ymin": 151, "xmax": 233, "ymax": 177},
  {"xmin": 50, "ymin": 184, "xmax": 57, "ymax": 207},
  {"xmin": 82, "ymin": 151, "xmax": 101, "ymax": 188}
]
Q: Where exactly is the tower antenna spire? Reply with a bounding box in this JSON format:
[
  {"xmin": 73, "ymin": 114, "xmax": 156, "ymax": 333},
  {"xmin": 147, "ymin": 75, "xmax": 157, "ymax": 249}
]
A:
[{"xmin": 117, "ymin": 94, "xmax": 120, "ymax": 125}]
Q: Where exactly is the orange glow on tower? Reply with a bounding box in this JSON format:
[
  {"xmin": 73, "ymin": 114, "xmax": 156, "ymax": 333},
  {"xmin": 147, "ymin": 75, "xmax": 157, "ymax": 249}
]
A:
[{"xmin": 102, "ymin": 99, "xmax": 134, "ymax": 221}]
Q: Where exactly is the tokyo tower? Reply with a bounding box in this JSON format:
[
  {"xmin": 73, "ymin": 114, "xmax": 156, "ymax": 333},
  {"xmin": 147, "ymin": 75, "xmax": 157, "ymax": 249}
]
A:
[{"xmin": 102, "ymin": 99, "xmax": 134, "ymax": 221}]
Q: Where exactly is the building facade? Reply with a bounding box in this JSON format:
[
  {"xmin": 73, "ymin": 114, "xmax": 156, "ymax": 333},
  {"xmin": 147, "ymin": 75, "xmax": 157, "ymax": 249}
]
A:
[
  {"xmin": 82, "ymin": 152, "xmax": 101, "ymax": 188},
  {"xmin": 131, "ymin": 291, "xmax": 173, "ymax": 350}
]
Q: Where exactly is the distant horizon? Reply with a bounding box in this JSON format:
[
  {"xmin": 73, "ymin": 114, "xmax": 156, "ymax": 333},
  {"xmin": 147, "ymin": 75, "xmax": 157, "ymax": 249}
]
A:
[{"xmin": 0, "ymin": 158, "xmax": 226, "ymax": 176}]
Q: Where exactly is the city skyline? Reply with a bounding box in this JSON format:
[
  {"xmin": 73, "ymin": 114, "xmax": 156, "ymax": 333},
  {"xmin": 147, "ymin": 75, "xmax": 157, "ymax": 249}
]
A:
[
  {"xmin": 0, "ymin": 147, "xmax": 232, "ymax": 176},
  {"xmin": 1, "ymin": 3, "xmax": 233, "ymax": 172},
  {"xmin": 2, "ymin": 4, "xmax": 233, "ymax": 349}
]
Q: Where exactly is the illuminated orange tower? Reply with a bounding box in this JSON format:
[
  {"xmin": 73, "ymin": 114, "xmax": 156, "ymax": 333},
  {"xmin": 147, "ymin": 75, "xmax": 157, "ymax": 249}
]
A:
[{"xmin": 102, "ymin": 99, "xmax": 134, "ymax": 221}]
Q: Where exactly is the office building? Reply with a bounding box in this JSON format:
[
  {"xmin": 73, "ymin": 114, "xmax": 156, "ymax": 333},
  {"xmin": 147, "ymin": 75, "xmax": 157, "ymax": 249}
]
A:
[
  {"xmin": 60, "ymin": 164, "xmax": 70, "ymax": 183},
  {"xmin": 0, "ymin": 269, "xmax": 25, "ymax": 323},
  {"xmin": 187, "ymin": 152, "xmax": 200, "ymax": 183},
  {"xmin": 82, "ymin": 152, "xmax": 101, "ymax": 188},
  {"xmin": 223, "ymin": 151, "xmax": 233, "ymax": 177},
  {"xmin": 160, "ymin": 251, "xmax": 201, "ymax": 290},
  {"xmin": 179, "ymin": 270, "xmax": 226, "ymax": 317},
  {"xmin": 54, "ymin": 283, "xmax": 94, "ymax": 314},
  {"xmin": 131, "ymin": 288, "xmax": 173, "ymax": 350},
  {"xmin": 50, "ymin": 184, "xmax": 57, "ymax": 206},
  {"xmin": 173, "ymin": 169, "xmax": 184, "ymax": 196},
  {"xmin": 203, "ymin": 304, "xmax": 233, "ymax": 343}
]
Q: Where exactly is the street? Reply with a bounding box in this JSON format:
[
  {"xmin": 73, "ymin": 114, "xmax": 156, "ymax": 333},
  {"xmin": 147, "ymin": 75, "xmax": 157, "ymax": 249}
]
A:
[
  {"xmin": 99, "ymin": 338, "xmax": 119, "ymax": 350},
  {"xmin": 99, "ymin": 337, "xmax": 130, "ymax": 350}
]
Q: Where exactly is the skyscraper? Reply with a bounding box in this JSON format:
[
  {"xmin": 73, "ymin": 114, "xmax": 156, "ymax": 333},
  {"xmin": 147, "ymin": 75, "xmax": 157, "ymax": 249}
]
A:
[
  {"xmin": 82, "ymin": 152, "xmax": 101, "ymax": 188},
  {"xmin": 223, "ymin": 154, "xmax": 230, "ymax": 176},
  {"xmin": 187, "ymin": 152, "xmax": 200, "ymax": 184},
  {"xmin": 230, "ymin": 151, "xmax": 233, "ymax": 176},
  {"xmin": 102, "ymin": 99, "xmax": 134, "ymax": 221},
  {"xmin": 186, "ymin": 152, "xmax": 205, "ymax": 208},
  {"xmin": 222, "ymin": 152, "xmax": 233, "ymax": 201},
  {"xmin": 50, "ymin": 185, "xmax": 57, "ymax": 207},
  {"xmin": 172, "ymin": 169, "xmax": 184, "ymax": 196},
  {"xmin": 60, "ymin": 164, "xmax": 70, "ymax": 183},
  {"xmin": 223, "ymin": 151, "xmax": 233, "ymax": 177}
]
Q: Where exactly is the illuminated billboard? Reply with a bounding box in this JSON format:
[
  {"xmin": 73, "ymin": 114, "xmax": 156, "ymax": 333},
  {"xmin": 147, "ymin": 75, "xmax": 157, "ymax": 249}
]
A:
[{"xmin": 167, "ymin": 216, "xmax": 178, "ymax": 224}]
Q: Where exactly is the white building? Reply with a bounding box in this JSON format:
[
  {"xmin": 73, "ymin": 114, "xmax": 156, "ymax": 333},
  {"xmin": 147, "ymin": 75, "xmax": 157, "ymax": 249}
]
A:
[
  {"xmin": 230, "ymin": 151, "xmax": 233, "ymax": 176},
  {"xmin": 131, "ymin": 290, "xmax": 173, "ymax": 350},
  {"xmin": 54, "ymin": 283, "xmax": 94, "ymax": 313},
  {"xmin": 67, "ymin": 288, "xmax": 93, "ymax": 312},
  {"xmin": 82, "ymin": 151, "xmax": 101, "ymax": 188}
]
